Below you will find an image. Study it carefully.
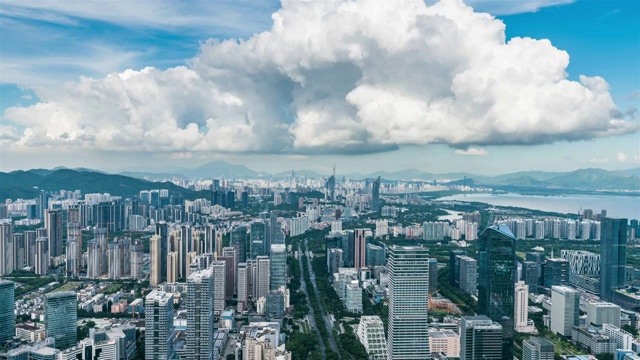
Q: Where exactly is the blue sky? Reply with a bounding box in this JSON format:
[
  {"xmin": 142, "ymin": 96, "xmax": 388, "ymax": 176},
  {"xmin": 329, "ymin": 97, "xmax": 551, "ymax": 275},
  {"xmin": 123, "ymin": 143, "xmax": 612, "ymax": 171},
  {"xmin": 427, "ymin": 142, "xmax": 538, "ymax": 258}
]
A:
[{"xmin": 0, "ymin": 0, "xmax": 638, "ymax": 175}]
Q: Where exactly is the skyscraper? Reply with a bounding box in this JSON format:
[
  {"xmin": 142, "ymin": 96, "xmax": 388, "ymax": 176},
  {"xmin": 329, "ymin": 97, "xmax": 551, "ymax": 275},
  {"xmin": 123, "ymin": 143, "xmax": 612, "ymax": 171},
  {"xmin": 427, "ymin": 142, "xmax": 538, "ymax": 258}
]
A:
[
  {"xmin": 45, "ymin": 209, "xmax": 63, "ymax": 258},
  {"xmin": 429, "ymin": 258, "xmax": 438, "ymax": 295},
  {"xmin": 460, "ymin": 316, "xmax": 503, "ymax": 360},
  {"xmin": 270, "ymin": 244, "xmax": 287, "ymax": 290},
  {"xmin": 601, "ymin": 218, "xmax": 628, "ymax": 301},
  {"xmin": 237, "ymin": 262, "xmax": 249, "ymax": 313},
  {"xmin": 0, "ymin": 223, "xmax": 13, "ymax": 276},
  {"xmin": 550, "ymin": 285, "xmax": 579, "ymax": 338},
  {"xmin": 231, "ymin": 226, "xmax": 247, "ymax": 263},
  {"xmin": 145, "ymin": 291, "xmax": 174, "ymax": 360},
  {"xmin": 387, "ymin": 246, "xmax": 431, "ymax": 360},
  {"xmin": 544, "ymin": 258, "xmax": 568, "ymax": 288},
  {"xmin": 211, "ymin": 260, "xmax": 226, "ymax": 314},
  {"xmin": 522, "ymin": 338, "xmax": 554, "ymax": 360},
  {"xmin": 514, "ymin": 281, "xmax": 535, "ymax": 333},
  {"xmin": 130, "ymin": 241, "xmax": 144, "ymax": 279},
  {"xmin": 458, "ymin": 255, "xmax": 478, "ymax": 295},
  {"xmin": 67, "ymin": 206, "xmax": 82, "ymax": 277},
  {"xmin": 370, "ymin": 176, "xmax": 380, "ymax": 212},
  {"xmin": 45, "ymin": 291, "xmax": 77, "ymax": 349},
  {"xmin": 478, "ymin": 225, "xmax": 516, "ymax": 360},
  {"xmin": 354, "ymin": 228, "xmax": 367, "ymax": 269},
  {"xmin": 255, "ymin": 256, "xmax": 271, "ymax": 300},
  {"xmin": 186, "ymin": 269, "xmax": 214, "ymax": 360},
  {"xmin": 449, "ymin": 250, "xmax": 465, "ymax": 287},
  {"xmin": 0, "ymin": 280, "xmax": 15, "ymax": 342},
  {"xmin": 250, "ymin": 221, "xmax": 266, "ymax": 258},
  {"xmin": 156, "ymin": 222, "xmax": 169, "ymax": 283},
  {"xmin": 150, "ymin": 234, "xmax": 162, "ymax": 286},
  {"xmin": 35, "ymin": 237, "xmax": 49, "ymax": 275}
]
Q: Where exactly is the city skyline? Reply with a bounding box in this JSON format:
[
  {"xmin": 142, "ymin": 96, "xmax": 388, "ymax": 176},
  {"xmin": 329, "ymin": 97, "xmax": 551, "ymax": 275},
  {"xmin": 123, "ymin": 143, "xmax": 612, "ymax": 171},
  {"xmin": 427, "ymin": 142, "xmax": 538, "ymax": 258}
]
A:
[{"xmin": 1, "ymin": 0, "xmax": 639, "ymax": 174}]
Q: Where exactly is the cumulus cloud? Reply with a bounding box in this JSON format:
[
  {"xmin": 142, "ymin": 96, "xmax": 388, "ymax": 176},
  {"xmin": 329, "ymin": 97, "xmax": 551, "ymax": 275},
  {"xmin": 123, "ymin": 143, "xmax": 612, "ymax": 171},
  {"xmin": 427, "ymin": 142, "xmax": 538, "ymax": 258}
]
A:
[
  {"xmin": 589, "ymin": 157, "xmax": 608, "ymax": 164},
  {"xmin": 2, "ymin": 0, "xmax": 637, "ymax": 155},
  {"xmin": 617, "ymin": 152, "xmax": 627, "ymax": 162},
  {"xmin": 454, "ymin": 147, "xmax": 488, "ymax": 156}
]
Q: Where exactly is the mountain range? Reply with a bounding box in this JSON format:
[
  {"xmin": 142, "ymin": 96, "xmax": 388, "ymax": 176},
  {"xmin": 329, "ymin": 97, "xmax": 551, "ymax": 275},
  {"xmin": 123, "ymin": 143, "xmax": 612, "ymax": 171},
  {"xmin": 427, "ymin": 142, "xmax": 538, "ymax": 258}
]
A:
[{"xmin": 1, "ymin": 162, "xmax": 639, "ymax": 201}]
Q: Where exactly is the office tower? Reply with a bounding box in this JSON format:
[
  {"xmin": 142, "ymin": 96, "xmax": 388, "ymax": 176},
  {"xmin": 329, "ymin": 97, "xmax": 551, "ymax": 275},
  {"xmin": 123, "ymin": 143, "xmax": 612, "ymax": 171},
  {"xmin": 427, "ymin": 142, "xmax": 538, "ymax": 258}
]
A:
[
  {"xmin": 458, "ymin": 255, "xmax": 478, "ymax": 295},
  {"xmin": 449, "ymin": 250, "xmax": 465, "ymax": 287},
  {"xmin": 222, "ymin": 246, "xmax": 238, "ymax": 295},
  {"xmin": 255, "ymin": 256, "xmax": 271, "ymax": 300},
  {"xmin": 0, "ymin": 280, "xmax": 15, "ymax": 342},
  {"xmin": 521, "ymin": 261, "xmax": 540, "ymax": 293},
  {"xmin": 45, "ymin": 209, "xmax": 63, "ymax": 258},
  {"xmin": 345, "ymin": 281, "xmax": 363, "ymax": 314},
  {"xmin": 544, "ymin": 258, "xmax": 568, "ymax": 288},
  {"xmin": 342, "ymin": 231, "xmax": 355, "ymax": 267},
  {"xmin": 241, "ymin": 190, "xmax": 249, "ymax": 208},
  {"xmin": 45, "ymin": 291, "xmax": 77, "ymax": 349},
  {"xmin": 601, "ymin": 218, "xmax": 628, "ymax": 301},
  {"xmin": 156, "ymin": 222, "xmax": 169, "ymax": 282},
  {"xmin": 366, "ymin": 243, "xmax": 386, "ymax": 267},
  {"xmin": 522, "ymin": 338, "xmax": 554, "ymax": 360},
  {"xmin": 35, "ymin": 237, "xmax": 49, "ymax": 275},
  {"xmin": 204, "ymin": 225, "xmax": 215, "ymax": 254},
  {"xmin": 266, "ymin": 290, "xmax": 285, "ymax": 319},
  {"xmin": 167, "ymin": 252, "xmax": 179, "ymax": 283},
  {"xmin": 231, "ymin": 226, "xmax": 247, "ymax": 263},
  {"xmin": 270, "ymin": 244, "xmax": 287, "ymax": 290},
  {"xmin": 356, "ymin": 316, "xmax": 387, "ymax": 360},
  {"xmin": 370, "ymin": 176, "xmax": 380, "ymax": 212},
  {"xmin": 24, "ymin": 230, "xmax": 37, "ymax": 267},
  {"xmin": 460, "ymin": 316, "xmax": 503, "ymax": 360},
  {"xmin": 131, "ymin": 241, "xmax": 144, "ymax": 279},
  {"xmin": 250, "ymin": 221, "xmax": 266, "ymax": 258},
  {"xmin": 586, "ymin": 302, "xmax": 621, "ymax": 327},
  {"xmin": 354, "ymin": 228, "xmax": 367, "ymax": 269},
  {"xmin": 37, "ymin": 192, "xmax": 50, "ymax": 220},
  {"xmin": 67, "ymin": 206, "xmax": 82, "ymax": 276},
  {"xmin": 65, "ymin": 239, "xmax": 78, "ymax": 277},
  {"xmin": 269, "ymin": 210, "xmax": 279, "ymax": 249},
  {"xmin": 328, "ymin": 248, "xmax": 344, "ymax": 275},
  {"xmin": 478, "ymin": 225, "xmax": 516, "ymax": 360},
  {"xmin": 237, "ymin": 263, "xmax": 249, "ymax": 312},
  {"xmin": 550, "ymin": 285, "xmax": 580, "ymax": 337},
  {"xmin": 387, "ymin": 246, "xmax": 431, "ymax": 360},
  {"xmin": 1, "ymin": 223, "xmax": 13, "ymax": 276},
  {"xmin": 186, "ymin": 269, "xmax": 214, "ymax": 360},
  {"xmin": 150, "ymin": 235, "xmax": 162, "ymax": 286},
  {"xmin": 515, "ymin": 281, "xmax": 535, "ymax": 333},
  {"xmin": 211, "ymin": 260, "xmax": 226, "ymax": 314},
  {"xmin": 215, "ymin": 232, "xmax": 223, "ymax": 256},
  {"xmin": 145, "ymin": 291, "xmax": 175, "ymax": 360},
  {"xmin": 429, "ymin": 258, "xmax": 438, "ymax": 295}
]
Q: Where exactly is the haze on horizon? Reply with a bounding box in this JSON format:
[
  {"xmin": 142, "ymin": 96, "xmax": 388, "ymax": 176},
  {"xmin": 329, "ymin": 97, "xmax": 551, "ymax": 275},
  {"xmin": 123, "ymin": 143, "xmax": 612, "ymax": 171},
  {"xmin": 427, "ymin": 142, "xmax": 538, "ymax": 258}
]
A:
[{"xmin": 0, "ymin": 0, "xmax": 638, "ymax": 175}]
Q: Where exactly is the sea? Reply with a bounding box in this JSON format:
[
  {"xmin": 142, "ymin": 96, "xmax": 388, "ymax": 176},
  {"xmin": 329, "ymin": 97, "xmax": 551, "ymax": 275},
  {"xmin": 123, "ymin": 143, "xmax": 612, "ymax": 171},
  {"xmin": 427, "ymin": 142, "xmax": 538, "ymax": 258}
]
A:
[{"xmin": 436, "ymin": 193, "xmax": 640, "ymax": 220}]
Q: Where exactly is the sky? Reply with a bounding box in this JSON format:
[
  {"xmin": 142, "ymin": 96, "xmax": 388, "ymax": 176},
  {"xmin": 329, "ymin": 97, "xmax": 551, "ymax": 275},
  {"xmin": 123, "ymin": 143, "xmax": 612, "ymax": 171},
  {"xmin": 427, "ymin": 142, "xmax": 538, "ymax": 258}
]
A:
[{"xmin": 0, "ymin": 0, "xmax": 638, "ymax": 176}]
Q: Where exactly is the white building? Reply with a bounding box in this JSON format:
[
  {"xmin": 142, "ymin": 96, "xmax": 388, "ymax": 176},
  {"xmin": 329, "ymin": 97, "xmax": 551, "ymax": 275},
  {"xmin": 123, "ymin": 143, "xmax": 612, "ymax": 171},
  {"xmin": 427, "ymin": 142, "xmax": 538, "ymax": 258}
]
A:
[
  {"xmin": 602, "ymin": 324, "xmax": 634, "ymax": 350},
  {"xmin": 587, "ymin": 302, "xmax": 621, "ymax": 327},
  {"xmin": 515, "ymin": 281, "xmax": 536, "ymax": 333},
  {"xmin": 357, "ymin": 316, "xmax": 387, "ymax": 360},
  {"xmin": 345, "ymin": 281, "xmax": 363, "ymax": 314},
  {"xmin": 550, "ymin": 286, "xmax": 580, "ymax": 338}
]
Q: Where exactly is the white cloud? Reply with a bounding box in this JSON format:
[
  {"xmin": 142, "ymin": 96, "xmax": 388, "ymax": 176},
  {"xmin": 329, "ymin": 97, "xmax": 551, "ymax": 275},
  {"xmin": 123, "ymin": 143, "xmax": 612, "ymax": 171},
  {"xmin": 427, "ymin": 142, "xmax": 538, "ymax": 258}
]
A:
[
  {"xmin": 589, "ymin": 157, "xmax": 609, "ymax": 164},
  {"xmin": 617, "ymin": 152, "xmax": 627, "ymax": 162},
  {"xmin": 454, "ymin": 147, "xmax": 489, "ymax": 156},
  {"xmin": 461, "ymin": 0, "xmax": 575, "ymax": 15},
  {"xmin": 2, "ymin": 0, "xmax": 637, "ymax": 155}
]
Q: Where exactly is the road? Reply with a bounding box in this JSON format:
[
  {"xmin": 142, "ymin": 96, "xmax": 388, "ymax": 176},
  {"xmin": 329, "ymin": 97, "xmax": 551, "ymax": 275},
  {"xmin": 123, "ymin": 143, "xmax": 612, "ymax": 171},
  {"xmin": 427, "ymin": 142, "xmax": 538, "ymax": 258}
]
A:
[
  {"xmin": 297, "ymin": 247, "xmax": 327, "ymax": 358},
  {"xmin": 305, "ymin": 239, "xmax": 341, "ymax": 358}
]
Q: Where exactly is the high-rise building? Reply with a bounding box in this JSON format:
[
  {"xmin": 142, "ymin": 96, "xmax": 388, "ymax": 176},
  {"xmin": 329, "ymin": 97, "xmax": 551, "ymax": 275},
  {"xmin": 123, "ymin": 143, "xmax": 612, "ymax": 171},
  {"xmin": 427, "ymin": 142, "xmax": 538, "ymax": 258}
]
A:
[
  {"xmin": 460, "ymin": 316, "xmax": 503, "ymax": 360},
  {"xmin": 342, "ymin": 231, "xmax": 355, "ymax": 267},
  {"xmin": 354, "ymin": 228, "xmax": 367, "ymax": 269},
  {"xmin": 130, "ymin": 241, "xmax": 144, "ymax": 279},
  {"xmin": 145, "ymin": 291, "xmax": 174, "ymax": 360},
  {"xmin": 237, "ymin": 263, "xmax": 249, "ymax": 313},
  {"xmin": 45, "ymin": 209, "xmax": 63, "ymax": 258},
  {"xmin": 222, "ymin": 246, "xmax": 238, "ymax": 295},
  {"xmin": 67, "ymin": 206, "xmax": 82, "ymax": 277},
  {"xmin": 550, "ymin": 285, "xmax": 580, "ymax": 338},
  {"xmin": 211, "ymin": 260, "xmax": 226, "ymax": 314},
  {"xmin": 601, "ymin": 218, "xmax": 628, "ymax": 301},
  {"xmin": 35, "ymin": 237, "xmax": 49, "ymax": 275},
  {"xmin": 37, "ymin": 192, "xmax": 50, "ymax": 220},
  {"xmin": 429, "ymin": 258, "xmax": 438, "ymax": 295},
  {"xmin": 521, "ymin": 261, "xmax": 540, "ymax": 293},
  {"xmin": 387, "ymin": 246, "xmax": 431, "ymax": 359},
  {"xmin": 478, "ymin": 225, "xmax": 516, "ymax": 360},
  {"xmin": 186, "ymin": 268, "xmax": 214, "ymax": 360},
  {"xmin": 458, "ymin": 255, "xmax": 478, "ymax": 295},
  {"xmin": 586, "ymin": 302, "xmax": 621, "ymax": 327},
  {"xmin": 231, "ymin": 226, "xmax": 247, "ymax": 263},
  {"xmin": 250, "ymin": 221, "xmax": 266, "ymax": 259},
  {"xmin": 150, "ymin": 234, "xmax": 162, "ymax": 286},
  {"xmin": 167, "ymin": 251, "xmax": 179, "ymax": 283},
  {"xmin": 327, "ymin": 248, "xmax": 344, "ymax": 275},
  {"xmin": 356, "ymin": 316, "xmax": 387, "ymax": 360},
  {"xmin": 515, "ymin": 281, "xmax": 535, "ymax": 333},
  {"xmin": 45, "ymin": 291, "xmax": 77, "ymax": 349},
  {"xmin": 449, "ymin": 250, "xmax": 465, "ymax": 287},
  {"xmin": 0, "ymin": 223, "xmax": 13, "ymax": 276},
  {"xmin": 0, "ymin": 280, "xmax": 15, "ymax": 342},
  {"xmin": 255, "ymin": 256, "xmax": 271, "ymax": 300},
  {"xmin": 24, "ymin": 230, "xmax": 37, "ymax": 268},
  {"xmin": 156, "ymin": 222, "xmax": 169, "ymax": 283},
  {"xmin": 270, "ymin": 244, "xmax": 287, "ymax": 291},
  {"xmin": 544, "ymin": 258, "xmax": 569, "ymax": 288},
  {"xmin": 13, "ymin": 233, "xmax": 25, "ymax": 271},
  {"xmin": 366, "ymin": 243, "xmax": 386, "ymax": 267},
  {"xmin": 370, "ymin": 176, "xmax": 380, "ymax": 212},
  {"xmin": 522, "ymin": 338, "xmax": 554, "ymax": 360}
]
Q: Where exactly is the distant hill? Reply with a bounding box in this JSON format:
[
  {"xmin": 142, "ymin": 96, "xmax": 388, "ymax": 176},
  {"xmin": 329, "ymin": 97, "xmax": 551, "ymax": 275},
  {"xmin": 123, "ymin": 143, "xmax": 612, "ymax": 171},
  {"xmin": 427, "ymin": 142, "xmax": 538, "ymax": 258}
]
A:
[{"xmin": 0, "ymin": 169, "xmax": 189, "ymax": 200}]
